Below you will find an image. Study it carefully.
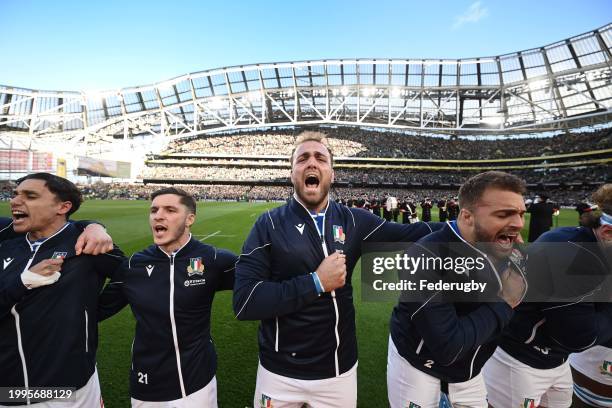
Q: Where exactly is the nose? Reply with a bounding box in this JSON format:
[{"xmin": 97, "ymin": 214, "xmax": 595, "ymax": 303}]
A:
[
  {"xmin": 10, "ymin": 195, "xmax": 21, "ymax": 206},
  {"xmin": 508, "ymin": 213, "xmax": 524, "ymax": 230}
]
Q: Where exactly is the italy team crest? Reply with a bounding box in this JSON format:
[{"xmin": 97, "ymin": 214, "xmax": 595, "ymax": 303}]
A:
[
  {"xmin": 333, "ymin": 225, "xmax": 345, "ymax": 244},
  {"xmin": 51, "ymin": 252, "xmax": 67, "ymax": 260},
  {"xmin": 600, "ymin": 360, "xmax": 612, "ymax": 376},
  {"xmin": 187, "ymin": 257, "xmax": 205, "ymax": 276},
  {"xmin": 522, "ymin": 398, "xmax": 536, "ymax": 408},
  {"xmin": 260, "ymin": 394, "xmax": 273, "ymax": 408}
]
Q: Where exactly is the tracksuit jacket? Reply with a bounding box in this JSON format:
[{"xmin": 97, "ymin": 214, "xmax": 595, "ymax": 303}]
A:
[
  {"xmin": 0, "ymin": 217, "xmax": 17, "ymax": 242},
  {"xmin": 500, "ymin": 226, "xmax": 612, "ymax": 369},
  {"xmin": 0, "ymin": 223, "xmax": 124, "ymax": 405},
  {"xmin": 390, "ymin": 222, "xmax": 523, "ymax": 383},
  {"xmin": 233, "ymin": 197, "xmax": 440, "ymax": 380},
  {"xmin": 98, "ymin": 236, "xmax": 236, "ymax": 402}
]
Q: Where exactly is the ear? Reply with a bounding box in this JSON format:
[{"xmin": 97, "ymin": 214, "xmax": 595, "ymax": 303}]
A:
[
  {"xmin": 290, "ymin": 165, "xmax": 298, "ymax": 186},
  {"xmin": 330, "ymin": 169, "xmax": 335, "ymax": 184},
  {"xmin": 57, "ymin": 201, "xmax": 73, "ymax": 217},
  {"xmin": 459, "ymin": 207, "xmax": 473, "ymax": 226},
  {"xmin": 185, "ymin": 213, "xmax": 195, "ymax": 228}
]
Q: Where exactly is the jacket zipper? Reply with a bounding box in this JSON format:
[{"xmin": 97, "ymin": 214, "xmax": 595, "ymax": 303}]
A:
[
  {"xmin": 319, "ymin": 222, "xmax": 341, "ymax": 377},
  {"xmin": 13, "ymin": 243, "xmax": 44, "ymax": 405},
  {"xmin": 169, "ymin": 254, "xmax": 186, "ymax": 398}
]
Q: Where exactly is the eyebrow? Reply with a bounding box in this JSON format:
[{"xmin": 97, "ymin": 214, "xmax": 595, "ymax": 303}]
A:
[
  {"xmin": 298, "ymin": 150, "xmax": 329, "ymax": 159},
  {"xmin": 14, "ymin": 189, "xmax": 39, "ymax": 196},
  {"xmin": 492, "ymin": 208, "xmax": 526, "ymax": 214},
  {"xmin": 151, "ymin": 205, "xmax": 179, "ymax": 210}
]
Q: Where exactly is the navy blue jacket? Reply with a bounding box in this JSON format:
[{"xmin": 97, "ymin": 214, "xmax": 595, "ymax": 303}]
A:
[
  {"xmin": 500, "ymin": 226, "xmax": 612, "ymax": 369},
  {"xmin": 390, "ymin": 222, "xmax": 519, "ymax": 383},
  {"xmin": 0, "ymin": 217, "xmax": 16, "ymax": 242},
  {"xmin": 0, "ymin": 223, "xmax": 124, "ymax": 405},
  {"xmin": 98, "ymin": 236, "xmax": 236, "ymax": 402},
  {"xmin": 233, "ymin": 197, "xmax": 440, "ymax": 380}
]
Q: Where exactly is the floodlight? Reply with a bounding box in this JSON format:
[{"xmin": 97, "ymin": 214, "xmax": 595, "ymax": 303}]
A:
[{"xmin": 362, "ymin": 87, "xmax": 375, "ymax": 97}]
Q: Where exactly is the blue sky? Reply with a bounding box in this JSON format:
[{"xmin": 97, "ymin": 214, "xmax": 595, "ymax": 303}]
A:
[{"xmin": 0, "ymin": 0, "xmax": 610, "ymax": 91}]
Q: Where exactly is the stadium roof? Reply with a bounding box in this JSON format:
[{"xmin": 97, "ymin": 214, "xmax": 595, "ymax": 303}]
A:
[{"xmin": 1, "ymin": 24, "xmax": 611, "ymax": 143}]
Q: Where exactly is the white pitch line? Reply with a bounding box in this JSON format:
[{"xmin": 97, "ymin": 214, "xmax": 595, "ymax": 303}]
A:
[
  {"xmin": 200, "ymin": 230, "xmax": 221, "ymax": 241},
  {"xmin": 250, "ymin": 213, "xmax": 257, "ymax": 217}
]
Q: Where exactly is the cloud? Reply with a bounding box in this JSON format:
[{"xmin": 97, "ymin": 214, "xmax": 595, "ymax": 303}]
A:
[{"xmin": 452, "ymin": 1, "xmax": 489, "ymax": 30}]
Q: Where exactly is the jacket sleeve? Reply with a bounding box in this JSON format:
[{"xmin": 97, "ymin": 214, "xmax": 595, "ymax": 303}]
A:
[
  {"xmin": 92, "ymin": 245, "xmax": 126, "ymax": 280},
  {"xmin": 412, "ymin": 299, "xmax": 514, "ymax": 365},
  {"xmin": 97, "ymin": 259, "xmax": 129, "ymax": 321},
  {"xmin": 215, "ymin": 248, "xmax": 238, "ymax": 291},
  {"xmin": 355, "ymin": 208, "xmax": 439, "ymax": 242},
  {"xmin": 233, "ymin": 214, "xmax": 319, "ymax": 321},
  {"xmin": 0, "ymin": 272, "xmax": 28, "ymax": 320},
  {"xmin": 401, "ymin": 242, "xmax": 514, "ymax": 365},
  {"xmin": 70, "ymin": 219, "xmax": 106, "ymax": 232},
  {"xmin": 542, "ymin": 302, "xmax": 612, "ymax": 351}
]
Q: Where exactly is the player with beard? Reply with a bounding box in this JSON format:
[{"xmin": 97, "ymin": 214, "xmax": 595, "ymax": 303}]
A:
[
  {"xmin": 388, "ymin": 171, "xmax": 528, "ymax": 407},
  {"xmin": 98, "ymin": 187, "xmax": 237, "ymax": 407},
  {"xmin": 484, "ymin": 184, "xmax": 612, "ymax": 408},
  {"xmin": 233, "ymin": 131, "xmax": 441, "ymax": 408}
]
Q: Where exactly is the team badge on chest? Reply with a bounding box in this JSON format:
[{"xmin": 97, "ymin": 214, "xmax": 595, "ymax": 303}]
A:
[
  {"xmin": 51, "ymin": 252, "xmax": 67, "ymax": 260},
  {"xmin": 333, "ymin": 225, "xmax": 345, "ymax": 244},
  {"xmin": 187, "ymin": 257, "xmax": 205, "ymax": 276}
]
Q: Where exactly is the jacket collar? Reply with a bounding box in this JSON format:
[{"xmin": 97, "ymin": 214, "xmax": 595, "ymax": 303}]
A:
[
  {"xmin": 156, "ymin": 233, "xmax": 195, "ymax": 258},
  {"xmin": 24, "ymin": 222, "xmax": 73, "ymax": 252},
  {"xmin": 289, "ymin": 194, "xmax": 331, "ymax": 219}
]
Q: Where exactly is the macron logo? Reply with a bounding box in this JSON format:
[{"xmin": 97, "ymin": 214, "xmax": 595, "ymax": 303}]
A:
[
  {"xmin": 145, "ymin": 265, "xmax": 154, "ymax": 277},
  {"xmin": 295, "ymin": 224, "xmax": 305, "ymax": 235},
  {"xmin": 3, "ymin": 258, "xmax": 13, "ymax": 269}
]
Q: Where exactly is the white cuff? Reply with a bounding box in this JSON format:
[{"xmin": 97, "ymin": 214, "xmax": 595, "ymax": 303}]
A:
[{"xmin": 21, "ymin": 270, "xmax": 61, "ymax": 289}]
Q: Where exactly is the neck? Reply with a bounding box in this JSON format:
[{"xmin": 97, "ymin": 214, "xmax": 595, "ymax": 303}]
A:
[
  {"xmin": 28, "ymin": 219, "xmax": 68, "ymax": 241},
  {"xmin": 294, "ymin": 193, "xmax": 329, "ymax": 214},
  {"xmin": 160, "ymin": 232, "xmax": 191, "ymax": 254},
  {"xmin": 456, "ymin": 218, "xmax": 476, "ymax": 245}
]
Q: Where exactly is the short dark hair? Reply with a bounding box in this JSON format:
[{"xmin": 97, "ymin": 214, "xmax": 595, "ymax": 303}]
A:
[
  {"xmin": 459, "ymin": 171, "xmax": 526, "ymax": 210},
  {"xmin": 150, "ymin": 187, "xmax": 197, "ymax": 214},
  {"xmin": 16, "ymin": 172, "xmax": 83, "ymax": 217}
]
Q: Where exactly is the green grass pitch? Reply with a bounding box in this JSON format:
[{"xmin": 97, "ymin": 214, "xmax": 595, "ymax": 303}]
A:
[{"xmin": 0, "ymin": 200, "xmax": 580, "ymax": 407}]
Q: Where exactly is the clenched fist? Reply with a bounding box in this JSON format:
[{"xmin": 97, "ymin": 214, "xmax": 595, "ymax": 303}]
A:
[{"xmin": 316, "ymin": 251, "xmax": 347, "ymax": 292}]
